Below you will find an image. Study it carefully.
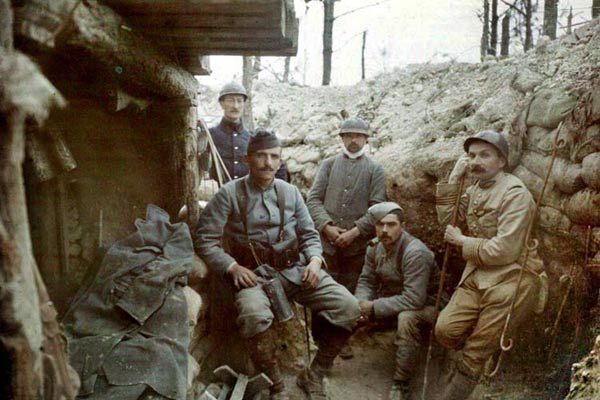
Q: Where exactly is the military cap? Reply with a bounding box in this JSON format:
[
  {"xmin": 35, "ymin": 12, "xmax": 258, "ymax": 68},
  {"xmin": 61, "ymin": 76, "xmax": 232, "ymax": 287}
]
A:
[
  {"xmin": 339, "ymin": 116, "xmax": 370, "ymax": 137},
  {"xmin": 368, "ymin": 202, "xmax": 404, "ymax": 223},
  {"xmin": 218, "ymin": 81, "xmax": 248, "ymax": 101},
  {"xmin": 247, "ymin": 128, "xmax": 281, "ymax": 154},
  {"xmin": 464, "ymin": 130, "xmax": 509, "ymax": 160}
]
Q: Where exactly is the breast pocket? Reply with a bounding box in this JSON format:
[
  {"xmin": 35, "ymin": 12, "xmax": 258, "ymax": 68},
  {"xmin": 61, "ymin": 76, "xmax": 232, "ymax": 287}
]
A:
[{"xmin": 476, "ymin": 208, "xmax": 498, "ymax": 237}]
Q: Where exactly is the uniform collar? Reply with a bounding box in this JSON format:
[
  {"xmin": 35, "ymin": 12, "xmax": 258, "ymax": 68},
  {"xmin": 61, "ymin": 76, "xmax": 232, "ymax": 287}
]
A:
[
  {"xmin": 476, "ymin": 172, "xmax": 504, "ymax": 189},
  {"xmin": 246, "ymin": 175, "xmax": 275, "ymax": 192},
  {"xmin": 220, "ymin": 117, "xmax": 244, "ymax": 133}
]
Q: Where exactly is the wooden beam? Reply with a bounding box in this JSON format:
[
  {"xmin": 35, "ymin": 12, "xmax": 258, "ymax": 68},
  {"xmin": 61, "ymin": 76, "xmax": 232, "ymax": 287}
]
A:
[
  {"xmin": 59, "ymin": 0, "xmax": 198, "ymax": 100},
  {"xmin": 123, "ymin": 14, "xmax": 270, "ymax": 29},
  {"xmin": 101, "ymin": 0, "xmax": 277, "ymax": 15},
  {"xmin": 143, "ymin": 27, "xmax": 284, "ymax": 40}
]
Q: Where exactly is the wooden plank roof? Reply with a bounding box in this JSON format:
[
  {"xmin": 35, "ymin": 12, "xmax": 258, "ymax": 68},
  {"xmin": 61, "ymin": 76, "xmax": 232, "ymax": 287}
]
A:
[{"xmin": 101, "ymin": 0, "xmax": 299, "ymax": 74}]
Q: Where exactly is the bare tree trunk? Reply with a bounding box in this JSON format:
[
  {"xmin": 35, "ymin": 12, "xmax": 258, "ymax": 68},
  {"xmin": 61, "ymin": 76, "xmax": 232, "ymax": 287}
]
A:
[
  {"xmin": 481, "ymin": 0, "xmax": 490, "ymax": 60},
  {"xmin": 501, "ymin": 11, "xmax": 511, "ymax": 57},
  {"xmin": 593, "ymin": 0, "xmax": 599, "ymax": 18},
  {"xmin": 242, "ymin": 56, "xmax": 260, "ymax": 130},
  {"xmin": 283, "ymin": 56, "xmax": 290, "ymax": 83},
  {"xmin": 489, "ymin": 0, "xmax": 499, "ymax": 55},
  {"xmin": 524, "ymin": 0, "xmax": 534, "ymax": 50},
  {"xmin": 543, "ymin": 0, "xmax": 558, "ymax": 39},
  {"xmin": 361, "ymin": 30, "xmax": 367, "ymax": 80},
  {"xmin": 322, "ymin": 0, "xmax": 335, "ymax": 86},
  {"xmin": 567, "ymin": 6, "xmax": 573, "ymax": 33}
]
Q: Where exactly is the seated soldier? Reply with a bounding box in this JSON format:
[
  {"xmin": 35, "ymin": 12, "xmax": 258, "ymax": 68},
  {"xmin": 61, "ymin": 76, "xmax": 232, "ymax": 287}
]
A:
[
  {"xmin": 195, "ymin": 129, "xmax": 360, "ymax": 400},
  {"xmin": 355, "ymin": 202, "xmax": 440, "ymax": 400}
]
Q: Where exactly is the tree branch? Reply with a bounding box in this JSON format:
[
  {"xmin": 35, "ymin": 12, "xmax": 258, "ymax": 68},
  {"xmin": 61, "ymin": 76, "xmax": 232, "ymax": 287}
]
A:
[
  {"xmin": 500, "ymin": 0, "xmax": 525, "ymax": 16},
  {"xmin": 333, "ymin": 0, "xmax": 391, "ymax": 21}
]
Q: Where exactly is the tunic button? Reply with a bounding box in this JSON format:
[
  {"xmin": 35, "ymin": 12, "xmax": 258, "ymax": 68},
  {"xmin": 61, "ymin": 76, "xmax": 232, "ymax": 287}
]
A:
[
  {"xmin": 234, "ymin": 175, "xmax": 238, "ymax": 178},
  {"xmin": 234, "ymin": 146, "xmax": 239, "ymax": 150},
  {"xmin": 344, "ymin": 189, "xmax": 348, "ymax": 192},
  {"xmin": 234, "ymin": 161, "xmax": 239, "ymax": 164}
]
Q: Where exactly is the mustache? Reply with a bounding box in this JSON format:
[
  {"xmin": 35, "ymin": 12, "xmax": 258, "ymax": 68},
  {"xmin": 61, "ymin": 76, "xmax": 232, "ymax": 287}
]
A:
[
  {"xmin": 379, "ymin": 233, "xmax": 391, "ymax": 239},
  {"xmin": 471, "ymin": 165, "xmax": 485, "ymax": 173},
  {"xmin": 259, "ymin": 167, "xmax": 275, "ymax": 172}
]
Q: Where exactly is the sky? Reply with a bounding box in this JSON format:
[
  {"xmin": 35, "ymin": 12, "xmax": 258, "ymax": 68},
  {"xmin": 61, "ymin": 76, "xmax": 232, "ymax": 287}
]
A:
[{"xmin": 197, "ymin": 0, "xmax": 594, "ymax": 88}]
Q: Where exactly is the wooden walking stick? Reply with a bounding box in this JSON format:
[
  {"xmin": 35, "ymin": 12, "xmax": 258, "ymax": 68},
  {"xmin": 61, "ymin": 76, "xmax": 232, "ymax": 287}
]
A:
[
  {"xmin": 486, "ymin": 123, "xmax": 566, "ymax": 378},
  {"xmin": 421, "ymin": 176, "xmax": 465, "ymax": 400}
]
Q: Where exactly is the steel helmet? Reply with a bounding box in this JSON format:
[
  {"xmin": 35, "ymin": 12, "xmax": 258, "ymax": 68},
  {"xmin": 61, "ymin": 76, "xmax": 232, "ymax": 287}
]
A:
[
  {"xmin": 218, "ymin": 81, "xmax": 248, "ymax": 101},
  {"xmin": 464, "ymin": 130, "xmax": 509, "ymax": 160},
  {"xmin": 339, "ymin": 116, "xmax": 370, "ymax": 137}
]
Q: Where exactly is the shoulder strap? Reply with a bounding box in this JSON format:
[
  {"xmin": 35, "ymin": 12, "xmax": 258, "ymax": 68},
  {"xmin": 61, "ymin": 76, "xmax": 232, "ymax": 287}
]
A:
[
  {"xmin": 274, "ymin": 181, "xmax": 286, "ymax": 242},
  {"xmin": 235, "ymin": 179, "xmax": 249, "ymax": 240}
]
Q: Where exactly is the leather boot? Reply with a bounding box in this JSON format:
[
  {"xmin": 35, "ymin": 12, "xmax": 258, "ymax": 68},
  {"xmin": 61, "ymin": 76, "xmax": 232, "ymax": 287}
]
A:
[
  {"xmin": 296, "ymin": 367, "xmax": 327, "ymax": 400},
  {"xmin": 248, "ymin": 329, "xmax": 289, "ymax": 399},
  {"xmin": 388, "ymin": 380, "xmax": 410, "ymax": 400},
  {"xmin": 393, "ymin": 344, "xmax": 420, "ymax": 383},
  {"xmin": 438, "ymin": 361, "xmax": 478, "ymax": 400}
]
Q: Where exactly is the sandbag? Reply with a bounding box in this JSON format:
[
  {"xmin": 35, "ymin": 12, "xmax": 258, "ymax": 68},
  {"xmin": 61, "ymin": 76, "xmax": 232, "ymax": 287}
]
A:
[
  {"xmin": 520, "ymin": 150, "xmax": 584, "ymax": 194},
  {"xmin": 512, "ymin": 165, "xmax": 567, "ymax": 210},
  {"xmin": 582, "ymin": 152, "xmax": 600, "ymax": 190},
  {"xmin": 565, "ymin": 189, "xmax": 600, "ymax": 225},
  {"xmin": 527, "ymin": 87, "xmax": 577, "ymax": 129},
  {"xmin": 538, "ymin": 206, "xmax": 571, "ymax": 233}
]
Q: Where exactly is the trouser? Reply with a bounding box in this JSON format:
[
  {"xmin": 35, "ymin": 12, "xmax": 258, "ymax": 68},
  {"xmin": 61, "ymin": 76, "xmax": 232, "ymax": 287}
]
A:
[
  {"xmin": 324, "ymin": 250, "xmax": 366, "ymax": 294},
  {"xmin": 434, "ymin": 270, "xmax": 539, "ymax": 377},
  {"xmin": 394, "ymin": 305, "xmax": 436, "ymax": 381},
  {"xmin": 234, "ymin": 269, "xmax": 360, "ymax": 338}
]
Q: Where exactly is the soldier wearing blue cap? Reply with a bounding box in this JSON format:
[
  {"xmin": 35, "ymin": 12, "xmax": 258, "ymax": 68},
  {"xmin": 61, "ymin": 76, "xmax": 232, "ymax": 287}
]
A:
[
  {"xmin": 434, "ymin": 130, "xmax": 546, "ymax": 399},
  {"xmin": 196, "ymin": 129, "xmax": 360, "ymax": 400},
  {"xmin": 354, "ymin": 202, "xmax": 440, "ymax": 400}
]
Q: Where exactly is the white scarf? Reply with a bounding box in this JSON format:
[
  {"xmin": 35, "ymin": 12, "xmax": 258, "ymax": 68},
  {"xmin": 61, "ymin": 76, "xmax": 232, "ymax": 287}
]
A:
[{"xmin": 342, "ymin": 145, "xmax": 366, "ymax": 160}]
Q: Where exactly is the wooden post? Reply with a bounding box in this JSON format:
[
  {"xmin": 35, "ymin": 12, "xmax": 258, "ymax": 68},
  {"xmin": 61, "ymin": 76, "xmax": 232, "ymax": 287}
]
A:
[
  {"xmin": 567, "ymin": 7, "xmax": 573, "ymax": 34},
  {"xmin": 481, "ymin": 0, "xmax": 490, "ymax": 61},
  {"xmin": 593, "ymin": 0, "xmax": 600, "ymax": 19},
  {"xmin": 361, "ymin": 30, "xmax": 367, "ymax": 80},
  {"xmin": 543, "ymin": 0, "xmax": 558, "ymax": 40},
  {"xmin": 322, "ymin": 0, "xmax": 335, "ymax": 86},
  {"xmin": 283, "ymin": 56, "xmax": 290, "ymax": 83},
  {"xmin": 501, "ymin": 11, "xmax": 510, "ymax": 57},
  {"xmin": 489, "ymin": 0, "xmax": 498, "ymax": 55},
  {"xmin": 524, "ymin": 0, "xmax": 533, "ymax": 51}
]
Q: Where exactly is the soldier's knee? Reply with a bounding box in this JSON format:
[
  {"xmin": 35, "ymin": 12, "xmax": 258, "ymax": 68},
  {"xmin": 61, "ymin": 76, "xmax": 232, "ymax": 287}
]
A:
[
  {"xmin": 434, "ymin": 312, "xmax": 463, "ymax": 349},
  {"xmin": 396, "ymin": 310, "xmax": 420, "ymax": 341}
]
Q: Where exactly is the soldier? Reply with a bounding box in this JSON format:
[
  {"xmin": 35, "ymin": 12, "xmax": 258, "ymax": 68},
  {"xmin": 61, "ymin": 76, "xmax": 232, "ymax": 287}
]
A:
[
  {"xmin": 306, "ymin": 116, "xmax": 386, "ymax": 293},
  {"xmin": 354, "ymin": 202, "xmax": 440, "ymax": 400},
  {"xmin": 196, "ymin": 129, "xmax": 360, "ymax": 400},
  {"xmin": 207, "ymin": 81, "xmax": 287, "ymax": 181},
  {"xmin": 434, "ymin": 130, "xmax": 546, "ymax": 399}
]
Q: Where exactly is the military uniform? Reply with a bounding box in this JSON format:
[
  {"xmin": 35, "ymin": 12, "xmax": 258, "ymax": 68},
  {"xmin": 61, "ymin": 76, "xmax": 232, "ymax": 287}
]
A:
[
  {"xmin": 208, "ymin": 118, "xmax": 288, "ymax": 181},
  {"xmin": 355, "ymin": 229, "xmax": 439, "ymax": 385},
  {"xmin": 196, "ymin": 170, "xmax": 360, "ymax": 399},
  {"xmin": 434, "ymin": 171, "xmax": 546, "ymax": 378},
  {"xmin": 307, "ymin": 117, "xmax": 386, "ymax": 293}
]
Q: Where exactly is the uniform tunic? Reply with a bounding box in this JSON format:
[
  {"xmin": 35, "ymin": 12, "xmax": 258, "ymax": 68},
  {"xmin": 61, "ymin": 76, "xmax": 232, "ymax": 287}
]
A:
[
  {"xmin": 434, "ymin": 172, "xmax": 546, "ymax": 376},
  {"xmin": 209, "ymin": 118, "xmax": 288, "ymax": 181},
  {"xmin": 307, "ymin": 154, "xmax": 386, "ymax": 291},
  {"xmin": 355, "ymin": 231, "xmax": 439, "ymax": 382},
  {"xmin": 195, "ymin": 175, "xmax": 360, "ymax": 337},
  {"xmin": 307, "ymin": 154, "xmax": 386, "ymax": 256}
]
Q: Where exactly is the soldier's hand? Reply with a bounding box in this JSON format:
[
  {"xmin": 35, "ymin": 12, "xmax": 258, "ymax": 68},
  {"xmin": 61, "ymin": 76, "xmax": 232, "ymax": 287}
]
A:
[
  {"xmin": 227, "ymin": 263, "xmax": 258, "ymax": 290},
  {"xmin": 323, "ymin": 224, "xmax": 346, "ymax": 243},
  {"xmin": 334, "ymin": 226, "xmax": 360, "ymax": 248},
  {"xmin": 359, "ymin": 300, "xmax": 374, "ymax": 320},
  {"xmin": 302, "ymin": 258, "xmax": 322, "ymax": 289},
  {"xmin": 444, "ymin": 225, "xmax": 466, "ymax": 246},
  {"xmin": 448, "ymin": 155, "xmax": 470, "ymax": 183}
]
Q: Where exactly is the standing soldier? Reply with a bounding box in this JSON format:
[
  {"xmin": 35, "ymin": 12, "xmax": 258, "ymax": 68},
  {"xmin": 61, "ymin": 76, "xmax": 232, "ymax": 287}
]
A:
[
  {"xmin": 306, "ymin": 116, "xmax": 386, "ymax": 292},
  {"xmin": 196, "ymin": 129, "xmax": 360, "ymax": 400},
  {"xmin": 355, "ymin": 202, "xmax": 440, "ymax": 400},
  {"xmin": 208, "ymin": 81, "xmax": 287, "ymax": 181},
  {"xmin": 306, "ymin": 116, "xmax": 385, "ymax": 358},
  {"xmin": 434, "ymin": 130, "xmax": 546, "ymax": 399}
]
